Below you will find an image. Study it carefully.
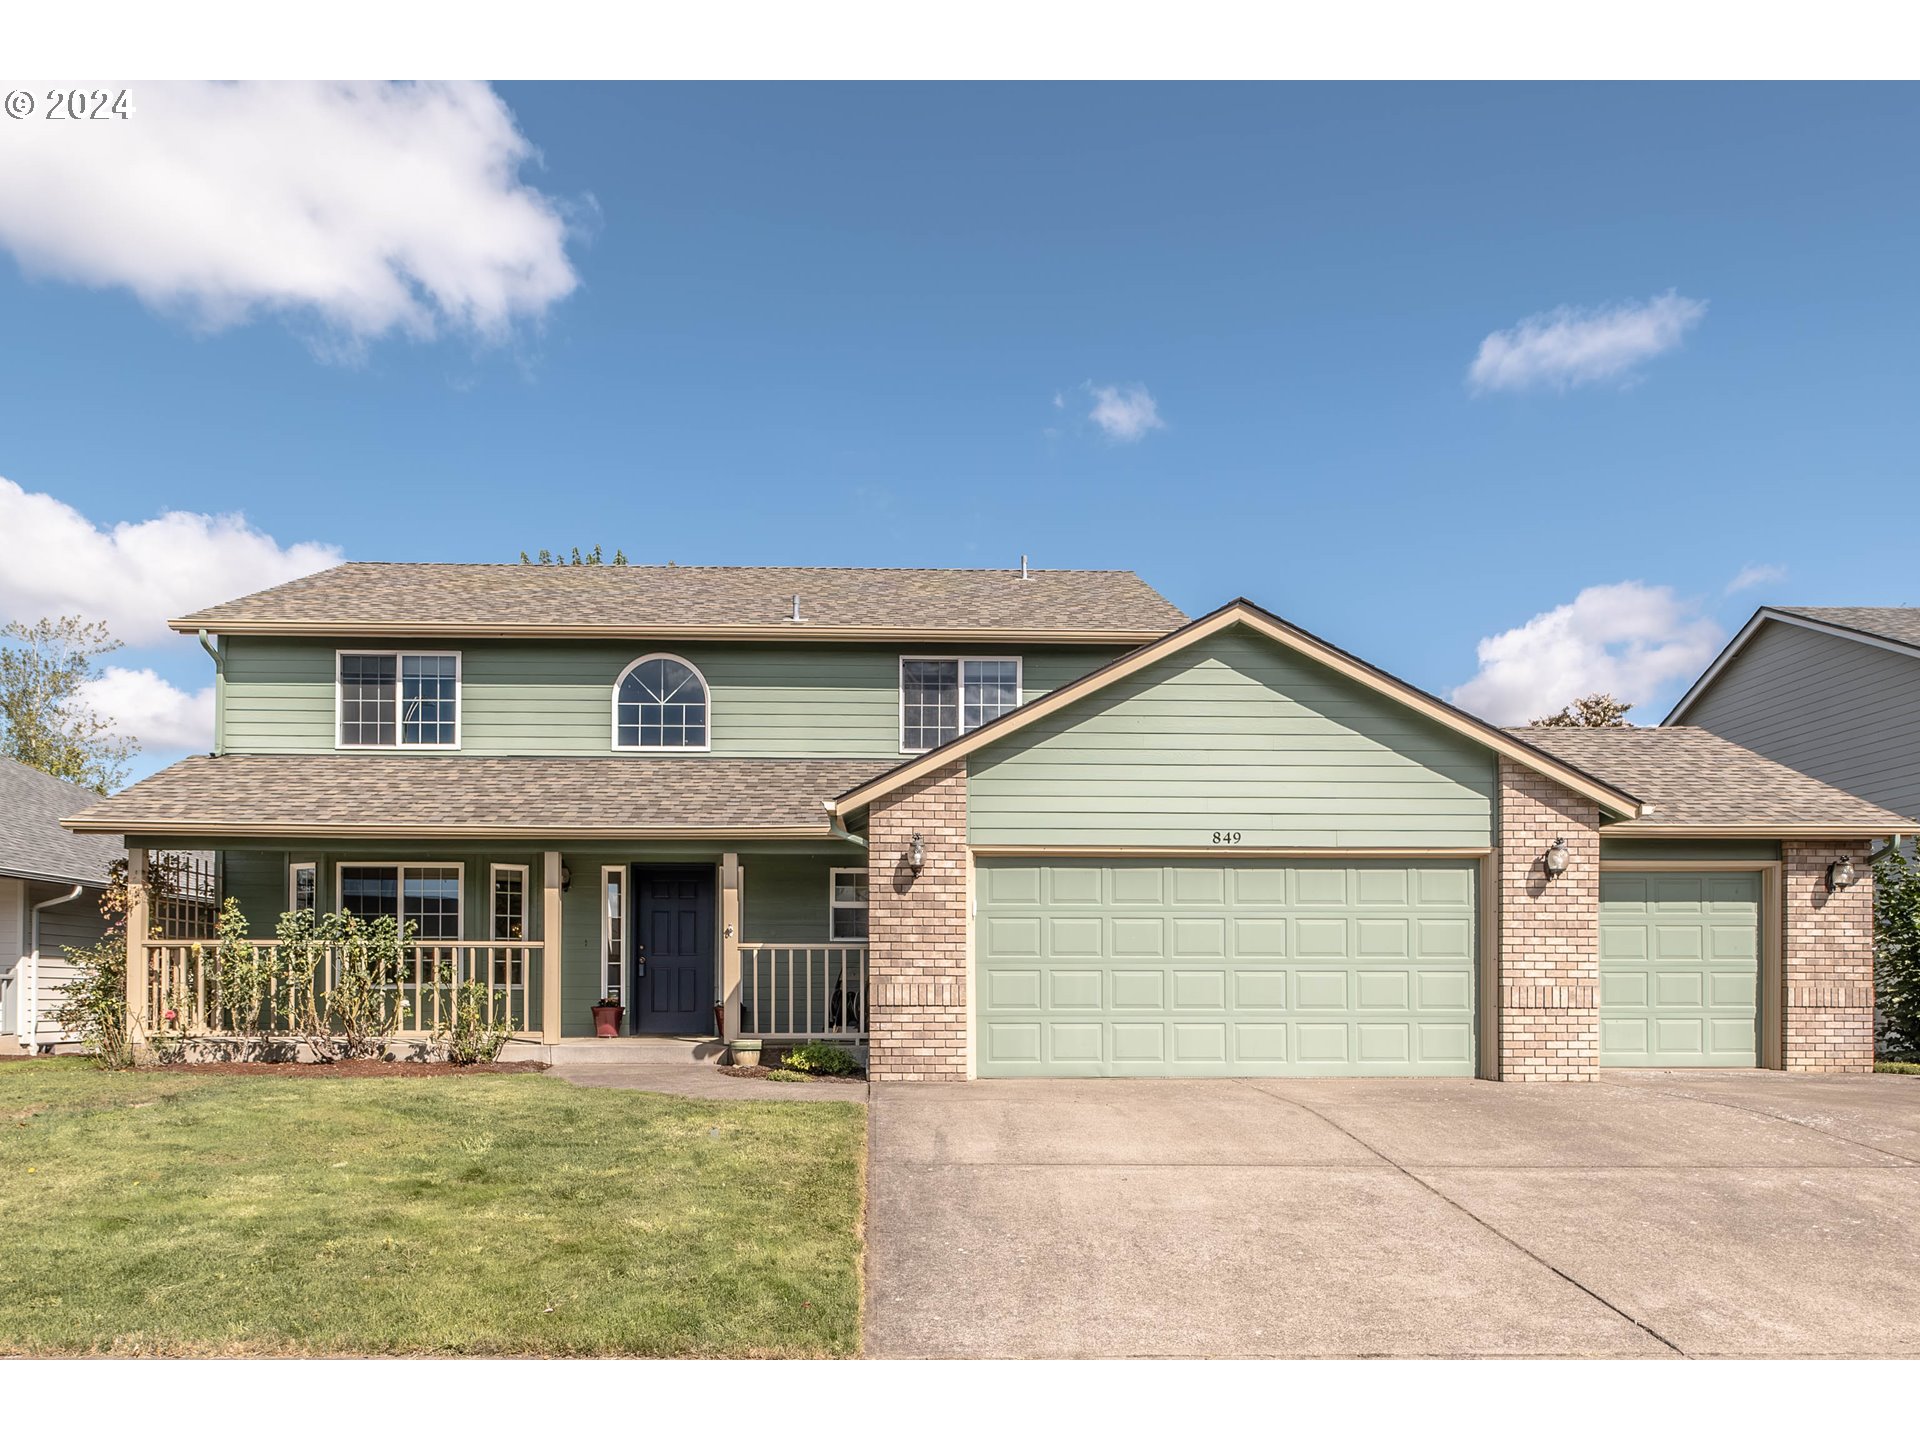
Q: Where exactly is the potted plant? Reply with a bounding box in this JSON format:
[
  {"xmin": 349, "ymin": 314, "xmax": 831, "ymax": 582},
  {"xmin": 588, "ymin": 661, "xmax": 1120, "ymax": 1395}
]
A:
[
  {"xmin": 591, "ymin": 995, "xmax": 624, "ymax": 1037},
  {"xmin": 731, "ymin": 1037, "xmax": 763, "ymax": 1066}
]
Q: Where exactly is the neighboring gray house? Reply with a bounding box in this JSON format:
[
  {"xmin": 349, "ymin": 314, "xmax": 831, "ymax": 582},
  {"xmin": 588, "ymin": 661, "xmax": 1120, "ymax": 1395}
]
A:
[
  {"xmin": 0, "ymin": 757, "xmax": 120, "ymax": 1052},
  {"xmin": 1665, "ymin": 606, "xmax": 1920, "ymax": 824}
]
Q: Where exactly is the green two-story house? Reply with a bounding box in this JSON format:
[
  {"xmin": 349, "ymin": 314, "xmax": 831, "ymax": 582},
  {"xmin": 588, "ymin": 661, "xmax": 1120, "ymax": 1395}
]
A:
[{"xmin": 66, "ymin": 563, "xmax": 1897, "ymax": 1080}]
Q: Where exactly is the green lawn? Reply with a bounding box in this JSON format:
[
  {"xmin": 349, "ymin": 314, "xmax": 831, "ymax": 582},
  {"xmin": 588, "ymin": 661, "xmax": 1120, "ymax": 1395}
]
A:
[{"xmin": 0, "ymin": 1059, "xmax": 864, "ymax": 1356}]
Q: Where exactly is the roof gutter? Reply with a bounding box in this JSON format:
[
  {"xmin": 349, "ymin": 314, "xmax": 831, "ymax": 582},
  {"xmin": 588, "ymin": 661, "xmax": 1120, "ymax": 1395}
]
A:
[{"xmin": 165, "ymin": 619, "xmax": 1174, "ymax": 644}]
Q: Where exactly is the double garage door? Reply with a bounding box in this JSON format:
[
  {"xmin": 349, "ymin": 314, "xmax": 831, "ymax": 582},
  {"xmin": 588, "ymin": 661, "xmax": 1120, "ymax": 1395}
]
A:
[{"xmin": 975, "ymin": 858, "xmax": 1479, "ymax": 1077}]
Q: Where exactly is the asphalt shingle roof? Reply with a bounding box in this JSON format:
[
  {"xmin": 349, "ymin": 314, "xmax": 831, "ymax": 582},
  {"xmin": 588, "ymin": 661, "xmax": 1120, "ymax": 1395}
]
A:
[
  {"xmin": 1510, "ymin": 726, "xmax": 1910, "ymax": 832},
  {"xmin": 62, "ymin": 754, "xmax": 894, "ymax": 837},
  {"xmin": 0, "ymin": 757, "xmax": 121, "ymax": 885},
  {"xmin": 1773, "ymin": 606, "xmax": 1920, "ymax": 650},
  {"xmin": 172, "ymin": 563, "xmax": 1187, "ymax": 638}
]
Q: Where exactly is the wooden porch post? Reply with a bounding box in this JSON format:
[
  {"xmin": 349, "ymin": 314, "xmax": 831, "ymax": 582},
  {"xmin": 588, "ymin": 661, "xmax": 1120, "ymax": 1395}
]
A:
[
  {"xmin": 720, "ymin": 853, "xmax": 742, "ymax": 1042},
  {"xmin": 124, "ymin": 846, "xmax": 150, "ymax": 1045},
  {"xmin": 541, "ymin": 851, "xmax": 563, "ymax": 1043}
]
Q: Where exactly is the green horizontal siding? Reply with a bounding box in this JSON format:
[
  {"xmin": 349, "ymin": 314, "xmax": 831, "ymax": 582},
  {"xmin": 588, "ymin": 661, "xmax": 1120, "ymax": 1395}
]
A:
[
  {"xmin": 1598, "ymin": 838, "xmax": 1781, "ymax": 862},
  {"xmin": 967, "ymin": 627, "xmax": 1495, "ymax": 848},
  {"xmin": 220, "ymin": 638, "xmax": 1123, "ymax": 758}
]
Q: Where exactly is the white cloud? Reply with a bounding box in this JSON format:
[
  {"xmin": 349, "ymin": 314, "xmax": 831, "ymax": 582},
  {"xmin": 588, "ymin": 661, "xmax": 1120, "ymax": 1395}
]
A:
[
  {"xmin": 1726, "ymin": 562, "xmax": 1787, "ymax": 594},
  {"xmin": 0, "ymin": 82, "xmax": 579, "ymax": 347},
  {"xmin": 78, "ymin": 667, "xmax": 214, "ymax": 754},
  {"xmin": 0, "ymin": 476, "xmax": 340, "ymax": 647},
  {"xmin": 1086, "ymin": 383, "xmax": 1165, "ymax": 442},
  {"xmin": 1468, "ymin": 291, "xmax": 1706, "ymax": 394},
  {"xmin": 1451, "ymin": 581, "xmax": 1724, "ymax": 725}
]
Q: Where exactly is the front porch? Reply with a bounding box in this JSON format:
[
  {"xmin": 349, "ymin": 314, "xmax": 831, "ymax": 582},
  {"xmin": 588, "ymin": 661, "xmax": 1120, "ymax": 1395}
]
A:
[{"xmin": 119, "ymin": 840, "xmax": 870, "ymax": 1053}]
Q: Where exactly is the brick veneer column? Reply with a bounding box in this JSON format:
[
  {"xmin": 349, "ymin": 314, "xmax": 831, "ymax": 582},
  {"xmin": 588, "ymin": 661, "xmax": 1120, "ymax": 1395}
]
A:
[
  {"xmin": 866, "ymin": 760, "xmax": 970, "ymax": 1082},
  {"xmin": 1497, "ymin": 758, "xmax": 1601, "ymax": 1081},
  {"xmin": 1781, "ymin": 840, "xmax": 1875, "ymax": 1073}
]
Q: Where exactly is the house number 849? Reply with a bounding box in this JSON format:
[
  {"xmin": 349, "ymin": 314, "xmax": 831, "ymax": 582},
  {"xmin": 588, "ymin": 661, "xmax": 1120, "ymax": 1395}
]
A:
[{"xmin": 1212, "ymin": 830, "xmax": 1243, "ymax": 845}]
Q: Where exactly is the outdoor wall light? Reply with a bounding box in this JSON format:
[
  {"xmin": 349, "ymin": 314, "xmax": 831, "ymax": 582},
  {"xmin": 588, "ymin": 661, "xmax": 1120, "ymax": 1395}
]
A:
[
  {"xmin": 907, "ymin": 832, "xmax": 926, "ymax": 875},
  {"xmin": 1542, "ymin": 837, "xmax": 1570, "ymax": 878},
  {"xmin": 1827, "ymin": 857, "xmax": 1857, "ymax": 891},
  {"xmin": 560, "ymin": 865, "xmax": 572, "ymax": 893}
]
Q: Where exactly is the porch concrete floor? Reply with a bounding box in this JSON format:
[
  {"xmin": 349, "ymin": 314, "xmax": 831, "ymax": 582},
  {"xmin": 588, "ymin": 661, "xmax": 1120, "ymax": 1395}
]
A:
[
  {"xmin": 866, "ymin": 1070, "xmax": 1920, "ymax": 1358},
  {"xmin": 555, "ymin": 1064, "xmax": 869, "ymax": 1103}
]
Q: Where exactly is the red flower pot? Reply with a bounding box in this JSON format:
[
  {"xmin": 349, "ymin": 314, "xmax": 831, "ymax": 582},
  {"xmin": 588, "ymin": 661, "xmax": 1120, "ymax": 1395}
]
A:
[{"xmin": 592, "ymin": 1004, "xmax": 624, "ymax": 1038}]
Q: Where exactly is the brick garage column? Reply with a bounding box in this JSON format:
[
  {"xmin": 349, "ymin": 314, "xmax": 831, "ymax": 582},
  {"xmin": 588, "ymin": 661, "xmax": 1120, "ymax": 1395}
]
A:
[
  {"xmin": 1497, "ymin": 758, "xmax": 1601, "ymax": 1081},
  {"xmin": 866, "ymin": 760, "xmax": 970, "ymax": 1081},
  {"xmin": 1781, "ymin": 840, "xmax": 1875, "ymax": 1073}
]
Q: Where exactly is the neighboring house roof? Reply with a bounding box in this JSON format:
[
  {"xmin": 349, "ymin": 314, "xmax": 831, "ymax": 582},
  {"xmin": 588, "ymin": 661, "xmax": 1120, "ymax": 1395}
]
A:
[
  {"xmin": 1512, "ymin": 726, "xmax": 1911, "ymax": 836},
  {"xmin": 0, "ymin": 756, "xmax": 120, "ymax": 886},
  {"xmin": 61, "ymin": 754, "xmax": 892, "ymax": 840},
  {"xmin": 833, "ymin": 599, "xmax": 1647, "ymax": 819},
  {"xmin": 170, "ymin": 563, "xmax": 1187, "ymax": 642},
  {"xmin": 1666, "ymin": 605, "xmax": 1920, "ymax": 723}
]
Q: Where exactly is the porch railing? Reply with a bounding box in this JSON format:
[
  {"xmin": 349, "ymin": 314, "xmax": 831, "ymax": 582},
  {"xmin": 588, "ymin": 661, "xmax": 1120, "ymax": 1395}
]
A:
[
  {"xmin": 740, "ymin": 943, "xmax": 867, "ymax": 1040},
  {"xmin": 135, "ymin": 939, "xmax": 544, "ymax": 1040}
]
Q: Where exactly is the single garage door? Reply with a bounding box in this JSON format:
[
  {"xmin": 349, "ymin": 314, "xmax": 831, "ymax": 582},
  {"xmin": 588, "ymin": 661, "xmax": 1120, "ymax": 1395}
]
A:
[
  {"xmin": 1599, "ymin": 871, "xmax": 1761, "ymax": 1067},
  {"xmin": 974, "ymin": 858, "xmax": 1477, "ymax": 1077}
]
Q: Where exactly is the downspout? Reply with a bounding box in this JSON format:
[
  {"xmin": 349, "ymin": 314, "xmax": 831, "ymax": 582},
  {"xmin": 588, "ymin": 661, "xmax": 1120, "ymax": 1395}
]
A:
[
  {"xmin": 199, "ymin": 629, "xmax": 224, "ymax": 755},
  {"xmin": 27, "ymin": 885, "xmax": 84, "ymax": 1053},
  {"xmin": 823, "ymin": 806, "xmax": 868, "ymax": 850}
]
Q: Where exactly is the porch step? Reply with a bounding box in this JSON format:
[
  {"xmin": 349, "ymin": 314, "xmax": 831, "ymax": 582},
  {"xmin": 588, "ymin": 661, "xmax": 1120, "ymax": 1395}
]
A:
[{"xmin": 512, "ymin": 1036, "xmax": 731, "ymax": 1067}]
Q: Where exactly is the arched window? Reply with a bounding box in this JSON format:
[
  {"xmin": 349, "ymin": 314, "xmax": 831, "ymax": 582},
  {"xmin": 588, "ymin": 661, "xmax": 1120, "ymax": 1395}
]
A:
[{"xmin": 613, "ymin": 655, "xmax": 710, "ymax": 751}]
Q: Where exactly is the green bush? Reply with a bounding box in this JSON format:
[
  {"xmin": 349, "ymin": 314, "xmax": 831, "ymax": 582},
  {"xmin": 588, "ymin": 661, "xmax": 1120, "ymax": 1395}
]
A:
[
  {"xmin": 1875, "ymin": 847, "xmax": 1920, "ymax": 1061},
  {"xmin": 436, "ymin": 980, "xmax": 514, "ymax": 1065},
  {"xmin": 781, "ymin": 1042, "xmax": 860, "ymax": 1077}
]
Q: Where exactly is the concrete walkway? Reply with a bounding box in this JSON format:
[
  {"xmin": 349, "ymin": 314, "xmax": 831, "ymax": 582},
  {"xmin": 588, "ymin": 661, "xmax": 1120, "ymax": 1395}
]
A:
[
  {"xmin": 867, "ymin": 1071, "xmax": 1920, "ymax": 1358},
  {"xmin": 554, "ymin": 1064, "xmax": 868, "ymax": 1103}
]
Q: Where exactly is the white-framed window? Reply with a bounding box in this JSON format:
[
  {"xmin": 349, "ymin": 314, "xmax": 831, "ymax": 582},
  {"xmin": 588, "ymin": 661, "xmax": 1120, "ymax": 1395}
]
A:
[
  {"xmin": 899, "ymin": 656, "xmax": 1021, "ymax": 752},
  {"xmin": 600, "ymin": 865, "xmax": 626, "ymax": 1002},
  {"xmin": 288, "ymin": 861, "xmax": 317, "ymax": 912},
  {"xmin": 335, "ymin": 862, "xmax": 463, "ymax": 939},
  {"xmin": 611, "ymin": 654, "xmax": 711, "ymax": 751},
  {"xmin": 829, "ymin": 867, "xmax": 869, "ymax": 942},
  {"xmin": 490, "ymin": 864, "xmax": 528, "ymax": 986},
  {"xmin": 336, "ymin": 651, "xmax": 461, "ymax": 749}
]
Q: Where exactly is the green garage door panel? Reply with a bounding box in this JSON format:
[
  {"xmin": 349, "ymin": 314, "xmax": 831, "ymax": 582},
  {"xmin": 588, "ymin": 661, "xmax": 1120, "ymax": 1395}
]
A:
[
  {"xmin": 1599, "ymin": 871, "xmax": 1760, "ymax": 1068},
  {"xmin": 975, "ymin": 858, "xmax": 1477, "ymax": 1078}
]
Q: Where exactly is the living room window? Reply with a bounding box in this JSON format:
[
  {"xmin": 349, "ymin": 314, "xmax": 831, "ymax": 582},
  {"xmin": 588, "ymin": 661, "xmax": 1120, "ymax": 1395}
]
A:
[
  {"xmin": 336, "ymin": 863, "xmax": 463, "ymax": 940},
  {"xmin": 613, "ymin": 654, "xmax": 710, "ymax": 751},
  {"xmin": 899, "ymin": 656, "xmax": 1021, "ymax": 751},
  {"xmin": 336, "ymin": 651, "xmax": 460, "ymax": 748},
  {"xmin": 829, "ymin": 867, "xmax": 869, "ymax": 941}
]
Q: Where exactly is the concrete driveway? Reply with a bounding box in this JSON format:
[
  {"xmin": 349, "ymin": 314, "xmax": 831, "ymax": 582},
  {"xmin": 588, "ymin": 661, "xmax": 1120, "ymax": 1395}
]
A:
[{"xmin": 866, "ymin": 1071, "xmax": 1920, "ymax": 1358}]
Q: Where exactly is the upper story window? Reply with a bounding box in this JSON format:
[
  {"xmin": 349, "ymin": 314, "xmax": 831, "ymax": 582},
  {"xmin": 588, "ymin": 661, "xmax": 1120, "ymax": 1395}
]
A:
[
  {"xmin": 900, "ymin": 656, "xmax": 1021, "ymax": 752},
  {"xmin": 337, "ymin": 651, "xmax": 460, "ymax": 748},
  {"xmin": 614, "ymin": 654, "xmax": 710, "ymax": 751}
]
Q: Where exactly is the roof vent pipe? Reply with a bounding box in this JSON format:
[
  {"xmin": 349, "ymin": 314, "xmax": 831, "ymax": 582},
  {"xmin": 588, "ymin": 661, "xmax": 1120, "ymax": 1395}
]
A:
[
  {"xmin": 790, "ymin": 594, "xmax": 803, "ymax": 622},
  {"xmin": 1020, "ymin": 554, "xmax": 1029, "ymax": 580}
]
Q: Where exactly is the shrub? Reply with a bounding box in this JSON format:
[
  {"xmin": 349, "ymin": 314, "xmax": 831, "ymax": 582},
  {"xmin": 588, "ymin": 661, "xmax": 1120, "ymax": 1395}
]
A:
[
  {"xmin": 1875, "ymin": 847, "xmax": 1920, "ymax": 1061},
  {"xmin": 436, "ymin": 980, "xmax": 514, "ymax": 1065},
  {"xmin": 781, "ymin": 1041, "xmax": 860, "ymax": 1077},
  {"xmin": 327, "ymin": 910, "xmax": 413, "ymax": 1059},
  {"xmin": 54, "ymin": 930, "xmax": 132, "ymax": 1070}
]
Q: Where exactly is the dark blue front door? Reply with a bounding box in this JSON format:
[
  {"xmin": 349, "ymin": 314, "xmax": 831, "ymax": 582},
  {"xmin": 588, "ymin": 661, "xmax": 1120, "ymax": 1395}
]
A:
[{"xmin": 632, "ymin": 866, "xmax": 716, "ymax": 1035}]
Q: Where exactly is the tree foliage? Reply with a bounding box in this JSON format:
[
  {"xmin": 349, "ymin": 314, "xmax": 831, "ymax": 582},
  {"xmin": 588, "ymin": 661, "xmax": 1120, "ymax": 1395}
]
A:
[
  {"xmin": 0, "ymin": 615, "xmax": 137, "ymax": 792},
  {"xmin": 1530, "ymin": 692, "xmax": 1634, "ymax": 728},
  {"xmin": 519, "ymin": 546, "xmax": 628, "ymax": 566},
  {"xmin": 1875, "ymin": 846, "xmax": 1920, "ymax": 1061}
]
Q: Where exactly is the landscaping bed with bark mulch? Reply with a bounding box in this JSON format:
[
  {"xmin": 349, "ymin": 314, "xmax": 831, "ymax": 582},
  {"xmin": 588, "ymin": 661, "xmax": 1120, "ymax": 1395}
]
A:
[{"xmin": 720, "ymin": 1064, "xmax": 866, "ymax": 1085}]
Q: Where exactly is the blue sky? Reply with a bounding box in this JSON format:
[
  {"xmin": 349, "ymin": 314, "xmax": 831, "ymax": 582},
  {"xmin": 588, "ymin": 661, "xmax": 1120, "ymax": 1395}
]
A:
[{"xmin": 1, "ymin": 82, "xmax": 1916, "ymax": 780}]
